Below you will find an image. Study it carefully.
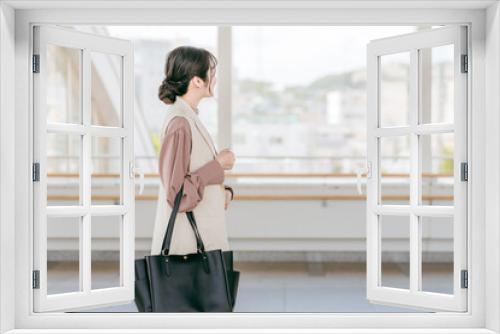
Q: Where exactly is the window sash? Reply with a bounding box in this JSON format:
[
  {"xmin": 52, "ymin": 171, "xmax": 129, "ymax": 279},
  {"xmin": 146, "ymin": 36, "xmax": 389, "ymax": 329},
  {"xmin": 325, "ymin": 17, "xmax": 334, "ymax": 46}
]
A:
[
  {"xmin": 366, "ymin": 25, "xmax": 468, "ymax": 312},
  {"xmin": 32, "ymin": 25, "xmax": 135, "ymax": 312}
]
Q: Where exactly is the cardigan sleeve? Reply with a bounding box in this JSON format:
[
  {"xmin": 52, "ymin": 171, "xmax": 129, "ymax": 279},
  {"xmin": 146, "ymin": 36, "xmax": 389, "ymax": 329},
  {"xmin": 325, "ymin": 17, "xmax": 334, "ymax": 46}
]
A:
[{"xmin": 159, "ymin": 116, "xmax": 225, "ymax": 212}]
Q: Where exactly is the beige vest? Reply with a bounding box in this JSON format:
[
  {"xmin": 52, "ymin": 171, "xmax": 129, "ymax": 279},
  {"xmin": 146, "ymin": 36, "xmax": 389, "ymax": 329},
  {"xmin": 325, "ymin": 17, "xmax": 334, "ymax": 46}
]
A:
[{"xmin": 150, "ymin": 97, "xmax": 230, "ymax": 256}]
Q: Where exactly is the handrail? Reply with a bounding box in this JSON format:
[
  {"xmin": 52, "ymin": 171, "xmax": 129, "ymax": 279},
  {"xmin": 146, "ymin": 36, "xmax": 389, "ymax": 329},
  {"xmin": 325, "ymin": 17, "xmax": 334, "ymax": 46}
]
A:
[{"xmin": 47, "ymin": 194, "xmax": 453, "ymax": 201}]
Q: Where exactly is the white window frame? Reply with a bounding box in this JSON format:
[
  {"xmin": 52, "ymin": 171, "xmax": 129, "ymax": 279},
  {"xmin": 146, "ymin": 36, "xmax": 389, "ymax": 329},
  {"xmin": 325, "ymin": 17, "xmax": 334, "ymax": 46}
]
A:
[{"xmin": 0, "ymin": 1, "xmax": 499, "ymax": 333}]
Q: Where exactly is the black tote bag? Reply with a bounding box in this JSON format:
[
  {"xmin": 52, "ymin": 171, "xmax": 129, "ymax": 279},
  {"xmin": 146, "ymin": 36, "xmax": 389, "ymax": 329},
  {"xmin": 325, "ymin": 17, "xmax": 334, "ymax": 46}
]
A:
[{"xmin": 134, "ymin": 184, "xmax": 240, "ymax": 312}]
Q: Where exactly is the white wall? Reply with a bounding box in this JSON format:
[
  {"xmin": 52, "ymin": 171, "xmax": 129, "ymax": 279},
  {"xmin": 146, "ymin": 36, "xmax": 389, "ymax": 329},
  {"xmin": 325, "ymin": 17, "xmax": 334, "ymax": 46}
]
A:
[
  {"xmin": 0, "ymin": 2, "xmax": 16, "ymax": 333},
  {"xmin": 485, "ymin": 2, "xmax": 500, "ymax": 332}
]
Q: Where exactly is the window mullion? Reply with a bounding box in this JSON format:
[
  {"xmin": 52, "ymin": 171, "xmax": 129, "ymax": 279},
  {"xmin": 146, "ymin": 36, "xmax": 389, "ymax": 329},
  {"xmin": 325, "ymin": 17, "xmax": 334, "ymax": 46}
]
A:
[
  {"xmin": 409, "ymin": 48, "xmax": 420, "ymax": 294},
  {"xmin": 216, "ymin": 26, "xmax": 232, "ymax": 149},
  {"xmin": 81, "ymin": 48, "xmax": 91, "ymax": 293}
]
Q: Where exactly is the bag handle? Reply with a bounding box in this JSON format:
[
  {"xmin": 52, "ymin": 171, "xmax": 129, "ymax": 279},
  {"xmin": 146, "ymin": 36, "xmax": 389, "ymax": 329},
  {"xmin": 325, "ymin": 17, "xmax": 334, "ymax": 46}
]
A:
[{"xmin": 160, "ymin": 184, "xmax": 206, "ymax": 256}]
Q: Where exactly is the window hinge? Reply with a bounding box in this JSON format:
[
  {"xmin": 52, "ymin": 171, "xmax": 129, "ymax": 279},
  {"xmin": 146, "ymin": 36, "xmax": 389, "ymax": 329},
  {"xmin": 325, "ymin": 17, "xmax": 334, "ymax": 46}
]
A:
[
  {"xmin": 32, "ymin": 270, "xmax": 40, "ymax": 289},
  {"xmin": 32, "ymin": 54, "xmax": 40, "ymax": 73},
  {"xmin": 32, "ymin": 162, "xmax": 40, "ymax": 182},
  {"xmin": 461, "ymin": 269, "xmax": 468, "ymax": 289},
  {"xmin": 461, "ymin": 162, "xmax": 468, "ymax": 182},
  {"xmin": 461, "ymin": 54, "xmax": 468, "ymax": 73}
]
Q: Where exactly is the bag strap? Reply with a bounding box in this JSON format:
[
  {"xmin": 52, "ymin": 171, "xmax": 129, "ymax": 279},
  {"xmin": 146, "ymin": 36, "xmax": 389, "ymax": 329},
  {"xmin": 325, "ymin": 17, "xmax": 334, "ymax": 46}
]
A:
[{"xmin": 160, "ymin": 184, "xmax": 206, "ymax": 256}]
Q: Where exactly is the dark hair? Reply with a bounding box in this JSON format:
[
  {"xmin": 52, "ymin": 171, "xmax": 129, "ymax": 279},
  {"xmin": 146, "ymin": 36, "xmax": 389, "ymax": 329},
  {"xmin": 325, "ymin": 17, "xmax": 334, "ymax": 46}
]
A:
[{"xmin": 158, "ymin": 46, "xmax": 217, "ymax": 105}]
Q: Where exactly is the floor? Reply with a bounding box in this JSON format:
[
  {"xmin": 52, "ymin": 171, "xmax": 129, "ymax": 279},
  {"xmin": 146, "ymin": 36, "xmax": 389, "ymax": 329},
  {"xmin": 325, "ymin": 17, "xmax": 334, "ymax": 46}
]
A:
[{"xmin": 44, "ymin": 261, "xmax": 454, "ymax": 313}]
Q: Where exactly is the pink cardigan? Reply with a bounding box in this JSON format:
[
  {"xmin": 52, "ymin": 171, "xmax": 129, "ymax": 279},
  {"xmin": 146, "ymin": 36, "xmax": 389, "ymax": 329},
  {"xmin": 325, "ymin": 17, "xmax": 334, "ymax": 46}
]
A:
[{"xmin": 158, "ymin": 116, "xmax": 234, "ymax": 212}]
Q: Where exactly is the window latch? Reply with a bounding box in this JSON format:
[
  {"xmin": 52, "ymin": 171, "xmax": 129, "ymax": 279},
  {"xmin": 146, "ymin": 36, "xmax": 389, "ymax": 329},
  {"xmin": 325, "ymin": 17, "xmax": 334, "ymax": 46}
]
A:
[{"xmin": 129, "ymin": 161, "xmax": 144, "ymax": 195}]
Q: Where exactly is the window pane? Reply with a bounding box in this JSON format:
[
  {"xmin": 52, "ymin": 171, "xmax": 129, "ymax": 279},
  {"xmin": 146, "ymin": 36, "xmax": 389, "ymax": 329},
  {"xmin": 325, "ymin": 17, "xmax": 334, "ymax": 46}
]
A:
[
  {"xmin": 379, "ymin": 135, "xmax": 410, "ymax": 205},
  {"xmin": 91, "ymin": 136, "xmax": 123, "ymax": 205},
  {"xmin": 47, "ymin": 216, "xmax": 81, "ymax": 294},
  {"xmin": 420, "ymin": 216, "xmax": 454, "ymax": 295},
  {"xmin": 419, "ymin": 44, "xmax": 454, "ymax": 125},
  {"xmin": 380, "ymin": 215, "xmax": 410, "ymax": 290},
  {"xmin": 91, "ymin": 51, "xmax": 122, "ymax": 127},
  {"xmin": 46, "ymin": 44, "xmax": 82, "ymax": 124},
  {"xmin": 420, "ymin": 132, "xmax": 454, "ymax": 206},
  {"xmin": 380, "ymin": 52, "xmax": 410, "ymax": 127},
  {"xmin": 91, "ymin": 215, "xmax": 122, "ymax": 290},
  {"xmin": 46, "ymin": 132, "xmax": 82, "ymax": 206}
]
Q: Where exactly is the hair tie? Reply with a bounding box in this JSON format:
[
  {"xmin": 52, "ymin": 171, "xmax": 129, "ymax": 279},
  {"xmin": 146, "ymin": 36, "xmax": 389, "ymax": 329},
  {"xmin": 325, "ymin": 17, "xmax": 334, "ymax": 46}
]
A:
[{"xmin": 166, "ymin": 79, "xmax": 182, "ymax": 85}]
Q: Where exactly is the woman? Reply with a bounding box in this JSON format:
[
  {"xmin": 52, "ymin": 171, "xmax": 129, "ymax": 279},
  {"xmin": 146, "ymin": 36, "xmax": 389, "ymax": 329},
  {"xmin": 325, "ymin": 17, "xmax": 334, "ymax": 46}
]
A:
[{"xmin": 150, "ymin": 46, "xmax": 235, "ymax": 256}]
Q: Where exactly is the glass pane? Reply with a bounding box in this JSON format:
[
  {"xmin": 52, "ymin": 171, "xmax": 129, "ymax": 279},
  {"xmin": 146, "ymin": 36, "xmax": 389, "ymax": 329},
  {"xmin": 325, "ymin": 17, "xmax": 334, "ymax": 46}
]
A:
[
  {"xmin": 380, "ymin": 215, "xmax": 410, "ymax": 289},
  {"xmin": 420, "ymin": 132, "xmax": 454, "ymax": 206},
  {"xmin": 420, "ymin": 216, "xmax": 454, "ymax": 294},
  {"xmin": 47, "ymin": 216, "xmax": 81, "ymax": 294},
  {"xmin": 379, "ymin": 135, "xmax": 410, "ymax": 205},
  {"xmin": 91, "ymin": 215, "xmax": 121, "ymax": 289},
  {"xmin": 91, "ymin": 51, "xmax": 122, "ymax": 127},
  {"xmin": 380, "ymin": 52, "xmax": 410, "ymax": 127},
  {"xmin": 46, "ymin": 44, "xmax": 82, "ymax": 124},
  {"xmin": 91, "ymin": 136, "xmax": 123, "ymax": 205},
  {"xmin": 419, "ymin": 44, "xmax": 454, "ymax": 125},
  {"xmin": 46, "ymin": 132, "xmax": 82, "ymax": 206}
]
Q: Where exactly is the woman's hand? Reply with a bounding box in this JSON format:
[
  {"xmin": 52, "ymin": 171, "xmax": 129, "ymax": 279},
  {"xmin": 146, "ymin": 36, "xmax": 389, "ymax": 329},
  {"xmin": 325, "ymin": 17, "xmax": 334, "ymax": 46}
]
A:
[{"xmin": 216, "ymin": 148, "xmax": 235, "ymax": 170}]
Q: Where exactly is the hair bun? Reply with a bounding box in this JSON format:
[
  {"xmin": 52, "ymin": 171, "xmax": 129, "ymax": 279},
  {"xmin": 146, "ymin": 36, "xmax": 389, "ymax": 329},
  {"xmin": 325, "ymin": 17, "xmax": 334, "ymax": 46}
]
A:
[{"xmin": 158, "ymin": 78, "xmax": 184, "ymax": 104}]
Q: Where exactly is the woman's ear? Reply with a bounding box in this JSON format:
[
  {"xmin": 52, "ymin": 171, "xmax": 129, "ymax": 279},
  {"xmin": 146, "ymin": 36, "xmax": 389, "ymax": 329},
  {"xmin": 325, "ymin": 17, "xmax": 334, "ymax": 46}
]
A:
[{"xmin": 189, "ymin": 76, "xmax": 203, "ymax": 89}]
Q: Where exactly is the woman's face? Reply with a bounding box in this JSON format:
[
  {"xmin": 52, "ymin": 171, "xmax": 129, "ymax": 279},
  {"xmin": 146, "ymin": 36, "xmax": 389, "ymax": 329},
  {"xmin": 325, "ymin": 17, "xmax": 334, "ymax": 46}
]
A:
[
  {"xmin": 190, "ymin": 67, "xmax": 216, "ymax": 98},
  {"xmin": 205, "ymin": 67, "xmax": 216, "ymax": 97}
]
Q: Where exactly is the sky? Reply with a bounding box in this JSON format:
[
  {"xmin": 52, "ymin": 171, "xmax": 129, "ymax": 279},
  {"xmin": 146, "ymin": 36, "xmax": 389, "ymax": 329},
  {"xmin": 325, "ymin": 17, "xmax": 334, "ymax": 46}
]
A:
[
  {"xmin": 231, "ymin": 26, "xmax": 418, "ymax": 88},
  {"xmin": 105, "ymin": 25, "xmax": 434, "ymax": 88}
]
